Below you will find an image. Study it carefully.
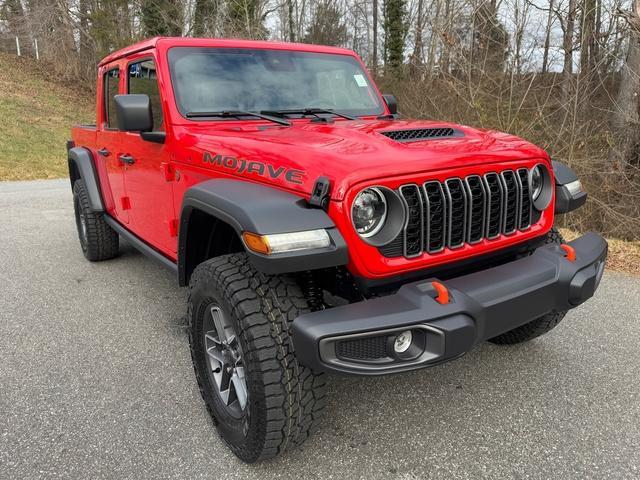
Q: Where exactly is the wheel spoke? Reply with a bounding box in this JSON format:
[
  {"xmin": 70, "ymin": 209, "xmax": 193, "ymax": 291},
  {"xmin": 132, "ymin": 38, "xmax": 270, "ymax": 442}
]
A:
[
  {"xmin": 206, "ymin": 345, "xmax": 225, "ymax": 364},
  {"xmin": 204, "ymin": 332, "xmax": 222, "ymax": 345},
  {"xmin": 210, "ymin": 306, "xmax": 228, "ymax": 343},
  {"xmin": 231, "ymin": 367, "xmax": 248, "ymax": 410},
  {"xmin": 203, "ymin": 304, "xmax": 248, "ymax": 415},
  {"xmin": 219, "ymin": 364, "xmax": 232, "ymax": 393}
]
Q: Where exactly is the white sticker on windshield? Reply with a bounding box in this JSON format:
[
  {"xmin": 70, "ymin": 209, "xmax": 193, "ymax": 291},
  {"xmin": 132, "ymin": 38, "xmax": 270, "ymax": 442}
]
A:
[{"xmin": 354, "ymin": 74, "xmax": 368, "ymax": 87}]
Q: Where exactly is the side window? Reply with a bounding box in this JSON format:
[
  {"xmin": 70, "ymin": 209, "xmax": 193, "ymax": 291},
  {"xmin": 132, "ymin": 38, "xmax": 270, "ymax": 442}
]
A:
[
  {"xmin": 128, "ymin": 59, "xmax": 163, "ymax": 131},
  {"xmin": 104, "ymin": 68, "xmax": 120, "ymax": 129}
]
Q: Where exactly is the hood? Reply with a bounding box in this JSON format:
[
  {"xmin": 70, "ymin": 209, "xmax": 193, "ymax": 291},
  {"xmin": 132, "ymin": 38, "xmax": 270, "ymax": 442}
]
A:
[{"xmin": 176, "ymin": 118, "xmax": 549, "ymax": 200}]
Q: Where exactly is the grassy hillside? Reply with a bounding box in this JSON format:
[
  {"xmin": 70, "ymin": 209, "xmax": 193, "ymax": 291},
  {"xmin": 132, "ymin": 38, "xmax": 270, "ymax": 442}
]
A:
[{"xmin": 0, "ymin": 53, "xmax": 94, "ymax": 180}]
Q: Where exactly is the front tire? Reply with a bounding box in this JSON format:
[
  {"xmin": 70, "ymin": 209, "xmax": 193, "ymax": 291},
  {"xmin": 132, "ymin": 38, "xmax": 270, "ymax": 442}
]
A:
[
  {"xmin": 72, "ymin": 180, "xmax": 119, "ymax": 261},
  {"xmin": 489, "ymin": 228, "xmax": 567, "ymax": 345},
  {"xmin": 188, "ymin": 253, "xmax": 327, "ymax": 462}
]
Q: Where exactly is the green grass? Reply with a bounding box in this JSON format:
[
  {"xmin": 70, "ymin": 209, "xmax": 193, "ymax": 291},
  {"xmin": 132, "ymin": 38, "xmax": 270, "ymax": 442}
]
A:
[{"xmin": 0, "ymin": 53, "xmax": 94, "ymax": 180}]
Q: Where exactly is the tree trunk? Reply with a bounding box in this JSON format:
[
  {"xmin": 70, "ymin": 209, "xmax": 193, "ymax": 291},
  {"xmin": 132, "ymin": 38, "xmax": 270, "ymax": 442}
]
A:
[
  {"xmin": 542, "ymin": 0, "xmax": 554, "ymax": 74},
  {"xmin": 426, "ymin": 0, "xmax": 442, "ymax": 77},
  {"xmin": 288, "ymin": 0, "xmax": 295, "ymax": 42},
  {"xmin": 439, "ymin": 0, "xmax": 451, "ymax": 74},
  {"xmin": 372, "ymin": 0, "xmax": 378, "ymax": 74},
  {"xmin": 580, "ymin": 0, "xmax": 597, "ymax": 76},
  {"xmin": 562, "ymin": 0, "xmax": 577, "ymax": 103},
  {"xmin": 608, "ymin": 1, "xmax": 640, "ymax": 169},
  {"xmin": 409, "ymin": 0, "xmax": 424, "ymax": 77}
]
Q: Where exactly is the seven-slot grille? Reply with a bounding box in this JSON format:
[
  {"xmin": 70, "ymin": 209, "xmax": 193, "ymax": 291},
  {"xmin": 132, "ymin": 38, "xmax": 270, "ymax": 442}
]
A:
[{"xmin": 379, "ymin": 168, "xmax": 534, "ymax": 258}]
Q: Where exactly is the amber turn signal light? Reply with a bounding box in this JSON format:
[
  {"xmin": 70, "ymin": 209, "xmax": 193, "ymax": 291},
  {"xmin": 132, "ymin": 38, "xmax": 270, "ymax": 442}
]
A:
[{"xmin": 242, "ymin": 232, "xmax": 271, "ymax": 255}]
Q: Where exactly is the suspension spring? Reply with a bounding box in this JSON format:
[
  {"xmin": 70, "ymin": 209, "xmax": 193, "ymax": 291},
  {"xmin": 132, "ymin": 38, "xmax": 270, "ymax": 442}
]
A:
[{"xmin": 300, "ymin": 271, "xmax": 324, "ymax": 311}]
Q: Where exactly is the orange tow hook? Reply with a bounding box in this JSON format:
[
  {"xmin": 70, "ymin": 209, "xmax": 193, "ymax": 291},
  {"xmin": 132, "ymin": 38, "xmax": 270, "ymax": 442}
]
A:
[
  {"xmin": 431, "ymin": 281, "xmax": 450, "ymax": 305},
  {"xmin": 560, "ymin": 244, "xmax": 576, "ymax": 262}
]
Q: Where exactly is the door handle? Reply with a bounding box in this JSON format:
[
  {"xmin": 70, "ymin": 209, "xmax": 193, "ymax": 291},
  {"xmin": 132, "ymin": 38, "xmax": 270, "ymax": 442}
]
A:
[
  {"xmin": 118, "ymin": 154, "xmax": 135, "ymax": 166},
  {"xmin": 97, "ymin": 148, "xmax": 110, "ymax": 157}
]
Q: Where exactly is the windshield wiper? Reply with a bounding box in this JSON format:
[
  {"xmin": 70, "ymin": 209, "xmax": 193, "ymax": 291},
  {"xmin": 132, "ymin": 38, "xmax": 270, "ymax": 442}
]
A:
[
  {"xmin": 261, "ymin": 108, "xmax": 357, "ymax": 121},
  {"xmin": 185, "ymin": 110, "xmax": 291, "ymax": 126}
]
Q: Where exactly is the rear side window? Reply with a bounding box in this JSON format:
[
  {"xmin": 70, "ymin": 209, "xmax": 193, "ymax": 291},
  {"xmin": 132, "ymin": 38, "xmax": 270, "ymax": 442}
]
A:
[
  {"xmin": 128, "ymin": 59, "xmax": 163, "ymax": 131},
  {"xmin": 104, "ymin": 68, "xmax": 120, "ymax": 129}
]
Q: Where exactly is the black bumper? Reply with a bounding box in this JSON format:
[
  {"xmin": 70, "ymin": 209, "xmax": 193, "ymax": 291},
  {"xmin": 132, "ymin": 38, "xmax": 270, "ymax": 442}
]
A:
[{"xmin": 292, "ymin": 232, "xmax": 608, "ymax": 375}]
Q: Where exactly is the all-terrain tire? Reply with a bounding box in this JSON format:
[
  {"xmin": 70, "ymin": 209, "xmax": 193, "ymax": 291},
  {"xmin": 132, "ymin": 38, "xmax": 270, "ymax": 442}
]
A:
[
  {"xmin": 488, "ymin": 228, "xmax": 567, "ymax": 345},
  {"xmin": 188, "ymin": 253, "xmax": 327, "ymax": 463},
  {"xmin": 72, "ymin": 180, "xmax": 119, "ymax": 261}
]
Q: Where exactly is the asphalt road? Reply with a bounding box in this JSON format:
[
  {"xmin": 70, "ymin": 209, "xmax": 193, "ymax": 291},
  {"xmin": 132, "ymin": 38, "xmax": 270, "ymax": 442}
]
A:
[{"xmin": 1, "ymin": 179, "xmax": 639, "ymax": 480}]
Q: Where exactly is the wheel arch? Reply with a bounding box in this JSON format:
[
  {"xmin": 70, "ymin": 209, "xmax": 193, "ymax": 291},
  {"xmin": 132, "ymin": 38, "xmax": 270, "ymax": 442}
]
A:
[
  {"xmin": 68, "ymin": 147, "xmax": 104, "ymax": 212},
  {"xmin": 178, "ymin": 179, "xmax": 348, "ymax": 287}
]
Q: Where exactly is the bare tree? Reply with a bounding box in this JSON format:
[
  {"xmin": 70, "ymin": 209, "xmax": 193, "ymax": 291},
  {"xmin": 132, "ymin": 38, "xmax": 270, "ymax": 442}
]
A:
[{"xmin": 609, "ymin": 2, "xmax": 640, "ymax": 168}]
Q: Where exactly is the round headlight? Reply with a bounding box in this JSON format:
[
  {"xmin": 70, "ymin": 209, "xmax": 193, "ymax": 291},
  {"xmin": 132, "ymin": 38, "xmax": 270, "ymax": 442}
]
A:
[
  {"xmin": 352, "ymin": 187, "xmax": 387, "ymax": 237},
  {"xmin": 531, "ymin": 165, "xmax": 543, "ymax": 201}
]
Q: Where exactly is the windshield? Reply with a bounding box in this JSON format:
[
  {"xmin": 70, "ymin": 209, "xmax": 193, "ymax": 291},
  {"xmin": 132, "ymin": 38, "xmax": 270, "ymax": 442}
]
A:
[{"xmin": 168, "ymin": 47, "xmax": 384, "ymax": 118}]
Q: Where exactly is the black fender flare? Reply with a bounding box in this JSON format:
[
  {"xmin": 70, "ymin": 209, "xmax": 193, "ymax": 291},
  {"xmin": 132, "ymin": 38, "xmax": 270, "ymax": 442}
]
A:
[
  {"xmin": 552, "ymin": 160, "xmax": 587, "ymax": 214},
  {"xmin": 178, "ymin": 179, "xmax": 348, "ymax": 285},
  {"xmin": 68, "ymin": 146, "xmax": 104, "ymax": 212}
]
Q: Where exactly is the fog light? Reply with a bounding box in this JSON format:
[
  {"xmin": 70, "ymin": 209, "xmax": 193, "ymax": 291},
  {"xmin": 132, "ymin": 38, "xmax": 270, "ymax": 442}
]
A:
[{"xmin": 393, "ymin": 330, "xmax": 413, "ymax": 353}]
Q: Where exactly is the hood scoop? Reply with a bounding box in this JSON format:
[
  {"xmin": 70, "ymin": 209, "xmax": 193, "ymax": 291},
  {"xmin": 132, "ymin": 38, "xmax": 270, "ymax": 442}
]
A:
[{"xmin": 379, "ymin": 127, "xmax": 463, "ymax": 143}]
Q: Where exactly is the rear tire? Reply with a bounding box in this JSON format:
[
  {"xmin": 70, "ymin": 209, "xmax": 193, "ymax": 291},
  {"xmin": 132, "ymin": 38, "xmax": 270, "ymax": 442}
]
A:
[
  {"xmin": 488, "ymin": 228, "xmax": 567, "ymax": 345},
  {"xmin": 72, "ymin": 180, "xmax": 119, "ymax": 261},
  {"xmin": 188, "ymin": 253, "xmax": 327, "ymax": 463}
]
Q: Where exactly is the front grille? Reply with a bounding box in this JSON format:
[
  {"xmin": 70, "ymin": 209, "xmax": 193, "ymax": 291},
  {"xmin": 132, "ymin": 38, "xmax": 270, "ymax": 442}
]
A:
[
  {"xmin": 379, "ymin": 168, "xmax": 533, "ymax": 258},
  {"xmin": 336, "ymin": 336, "xmax": 388, "ymax": 361},
  {"xmin": 380, "ymin": 127, "xmax": 462, "ymax": 143}
]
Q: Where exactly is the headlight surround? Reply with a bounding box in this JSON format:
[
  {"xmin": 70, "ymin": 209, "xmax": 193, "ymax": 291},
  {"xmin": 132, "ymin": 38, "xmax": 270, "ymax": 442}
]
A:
[
  {"xmin": 352, "ymin": 187, "xmax": 387, "ymax": 238},
  {"xmin": 350, "ymin": 186, "xmax": 406, "ymax": 246},
  {"xmin": 531, "ymin": 165, "xmax": 543, "ymax": 201},
  {"xmin": 530, "ymin": 163, "xmax": 553, "ymax": 211}
]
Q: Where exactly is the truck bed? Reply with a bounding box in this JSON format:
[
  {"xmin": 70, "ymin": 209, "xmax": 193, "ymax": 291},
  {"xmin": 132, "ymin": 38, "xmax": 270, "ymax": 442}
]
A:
[{"xmin": 71, "ymin": 125, "xmax": 97, "ymax": 149}]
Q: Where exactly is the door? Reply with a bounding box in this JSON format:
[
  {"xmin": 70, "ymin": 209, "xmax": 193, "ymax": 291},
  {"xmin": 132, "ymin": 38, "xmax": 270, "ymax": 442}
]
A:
[
  {"xmin": 121, "ymin": 57, "xmax": 177, "ymax": 254},
  {"xmin": 97, "ymin": 65, "xmax": 129, "ymax": 223}
]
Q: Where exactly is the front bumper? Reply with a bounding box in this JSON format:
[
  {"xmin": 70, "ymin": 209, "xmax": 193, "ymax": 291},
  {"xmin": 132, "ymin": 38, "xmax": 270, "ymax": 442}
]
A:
[{"xmin": 292, "ymin": 232, "xmax": 608, "ymax": 375}]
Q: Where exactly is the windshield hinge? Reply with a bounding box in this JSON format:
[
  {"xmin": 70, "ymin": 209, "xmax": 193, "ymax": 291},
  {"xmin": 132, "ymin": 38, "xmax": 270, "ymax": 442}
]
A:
[{"xmin": 309, "ymin": 176, "xmax": 332, "ymax": 211}]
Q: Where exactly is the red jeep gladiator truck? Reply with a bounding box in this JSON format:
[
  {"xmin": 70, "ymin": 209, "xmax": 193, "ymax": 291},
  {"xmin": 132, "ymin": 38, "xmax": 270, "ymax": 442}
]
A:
[{"xmin": 68, "ymin": 37, "xmax": 607, "ymax": 462}]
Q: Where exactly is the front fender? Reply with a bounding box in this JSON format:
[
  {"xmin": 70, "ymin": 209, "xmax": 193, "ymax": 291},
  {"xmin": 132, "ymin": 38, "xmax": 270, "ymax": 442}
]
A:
[
  {"xmin": 178, "ymin": 179, "xmax": 348, "ymax": 285},
  {"xmin": 552, "ymin": 160, "xmax": 588, "ymax": 214}
]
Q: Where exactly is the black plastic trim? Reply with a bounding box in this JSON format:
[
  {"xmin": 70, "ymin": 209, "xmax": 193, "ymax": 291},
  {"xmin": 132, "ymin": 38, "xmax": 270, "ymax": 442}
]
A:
[
  {"xmin": 556, "ymin": 186, "xmax": 588, "ymax": 214},
  {"xmin": 140, "ymin": 131, "xmax": 166, "ymax": 144},
  {"xmin": 552, "ymin": 160, "xmax": 578, "ymax": 185},
  {"xmin": 552, "ymin": 160, "xmax": 588, "ymax": 214},
  {"xmin": 246, "ymin": 228, "xmax": 348, "ymax": 275},
  {"xmin": 178, "ymin": 179, "xmax": 348, "ymax": 285},
  {"xmin": 293, "ymin": 232, "xmax": 608, "ymax": 375},
  {"xmin": 104, "ymin": 215, "xmax": 178, "ymax": 275},
  {"xmin": 67, "ymin": 147, "xmax": 104, "ymax": 212}
]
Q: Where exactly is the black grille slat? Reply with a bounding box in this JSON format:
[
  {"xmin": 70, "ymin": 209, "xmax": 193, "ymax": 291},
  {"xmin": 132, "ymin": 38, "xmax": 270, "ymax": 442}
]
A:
[
  {"xmin": 380, "ymin": 127, "xmax": 461, "ymax": 143},
  {"xmin": 378, "ymin": 168, "xmax": 537, "ymax": 259},
  {"xmin": 423, "ymin": 181, "xmax": 446, "ymax": 253},
  {"xmin": 484, "ymin": 173, "xmax": 503, "ymax": 239},
  {"xmin": 517, "ymin": 169, "xmax": 531, "ymax": 229},
  {"xmin": 399, "ymin": 185, "xmax": 423, "ymax": 257},
  {"xmin": 501, "ymin": 171, "xmax": 520, "ymax": 235},
  {"xmin": 444, "ymin": 179, "xmax": 467, "ymax": 248},
  {"xmin": 336, "ymin": 336, "xmax": 388, "ymax": 361},
  {"xmin": 465, "ymin": 176, "xmax": 486, "ymax": 243}
]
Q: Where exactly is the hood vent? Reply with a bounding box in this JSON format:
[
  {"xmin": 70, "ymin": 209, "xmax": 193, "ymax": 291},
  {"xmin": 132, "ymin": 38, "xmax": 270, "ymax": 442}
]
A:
[{"xmin": 380, "ymin": 127, "xmax": 463, "ymax": 143}]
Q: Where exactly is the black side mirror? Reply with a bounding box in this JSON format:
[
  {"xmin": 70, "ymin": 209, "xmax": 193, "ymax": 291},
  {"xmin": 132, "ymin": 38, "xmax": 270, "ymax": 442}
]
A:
[
  {"xmin": 382, "ymin": 94, "xmax": 398, "ymax": 115},
  {"xmin": 114, "ymin": 94, "xmax": 153, "ymax": 132}
]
